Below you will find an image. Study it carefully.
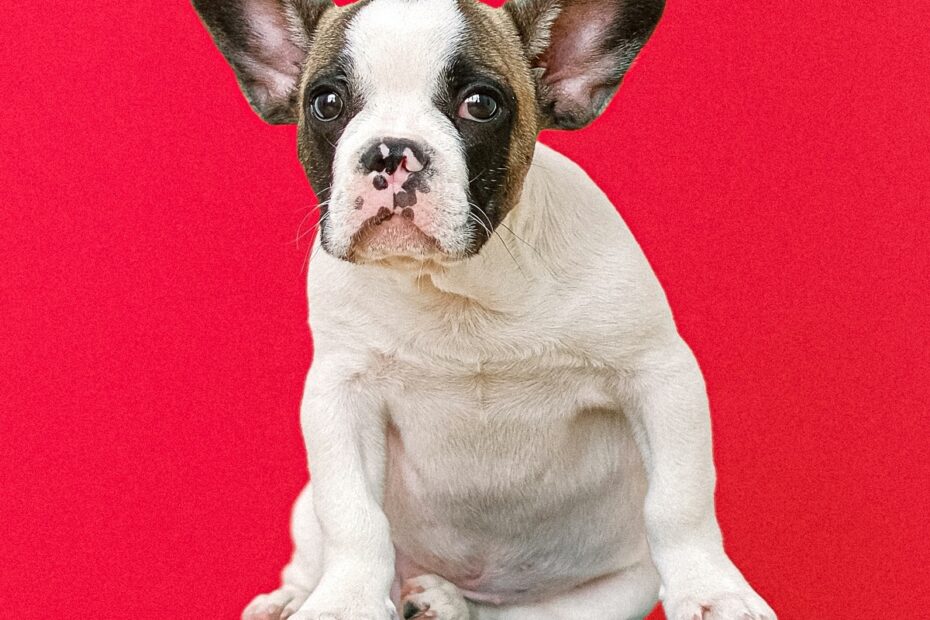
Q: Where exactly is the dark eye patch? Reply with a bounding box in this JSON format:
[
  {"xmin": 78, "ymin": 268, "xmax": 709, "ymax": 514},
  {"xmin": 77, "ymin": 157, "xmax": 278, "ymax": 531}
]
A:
[
  {"xmin": 297, "ymin": 60, "xmax": 364, "ymax": 246},
  {"xmin": 436, "ymin": 56, "xmax": 517, "ymax": 253}
]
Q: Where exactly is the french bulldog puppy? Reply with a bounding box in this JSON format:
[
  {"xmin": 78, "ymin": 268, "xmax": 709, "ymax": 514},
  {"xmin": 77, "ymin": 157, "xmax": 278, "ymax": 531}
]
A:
[{"xmin": 192, "ymin": 0, "xmax": 777, "ymax": 619}]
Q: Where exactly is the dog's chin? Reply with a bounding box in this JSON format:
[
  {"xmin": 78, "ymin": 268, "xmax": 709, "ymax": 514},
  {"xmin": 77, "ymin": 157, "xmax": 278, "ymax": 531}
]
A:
[{"xmin": 342, "ymin": 214, "xmax": 447, "ymax": 266}]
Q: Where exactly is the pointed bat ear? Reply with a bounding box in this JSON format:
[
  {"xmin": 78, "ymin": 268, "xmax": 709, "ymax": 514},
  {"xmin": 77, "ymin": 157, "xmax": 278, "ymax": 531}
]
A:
[
  {"xmin": 192, "ymin": 0, "xmax": 332, "ymax": 124},
  {"xmin": 505, "ymin": 0, "xmax": 664, "ymax": 130}
]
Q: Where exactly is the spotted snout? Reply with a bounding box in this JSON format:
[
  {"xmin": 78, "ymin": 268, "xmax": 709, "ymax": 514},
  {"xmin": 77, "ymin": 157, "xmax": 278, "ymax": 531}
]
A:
[
  {"xmin": 359, "ymin": 139, "xmax": 432, "ymax": 210},
  {"xmin": 341, "ymin": 138, "xmax": 445, "ymax": 261},
  {"xmin": 354, "ymin": 138, "xmax": 434, "ymax": 235}
]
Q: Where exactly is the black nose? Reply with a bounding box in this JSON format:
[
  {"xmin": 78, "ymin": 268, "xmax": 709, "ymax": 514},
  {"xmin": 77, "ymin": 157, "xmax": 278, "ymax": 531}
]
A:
[{"xmin": 359, "ymin": 139, "xmax": 430, "ymax": 175}]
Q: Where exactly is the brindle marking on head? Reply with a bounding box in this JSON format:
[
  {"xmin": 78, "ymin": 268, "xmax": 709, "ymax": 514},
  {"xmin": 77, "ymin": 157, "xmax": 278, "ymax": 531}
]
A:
[
  {"xmin": 293, "ymin": 1, "xmax": 372, "ymax": 249},
  {"xmin": 451, "ymin": 0, "xmax": 539, "ymax": 248}
]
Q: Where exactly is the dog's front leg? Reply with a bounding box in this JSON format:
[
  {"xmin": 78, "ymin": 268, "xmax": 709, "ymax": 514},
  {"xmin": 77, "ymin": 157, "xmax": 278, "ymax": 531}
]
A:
[
  {"xmin": 294, "ymin": 358, "xmax": 397, "ymax": 620},
  {"xmin": 619, "ymin": 337, "xmax": 776, "ymax": 620}
]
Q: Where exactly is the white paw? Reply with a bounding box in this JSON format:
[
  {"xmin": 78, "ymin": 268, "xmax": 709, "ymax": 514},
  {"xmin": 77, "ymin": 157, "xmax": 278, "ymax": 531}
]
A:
[
  {"xmin": 291, "ymin": 595, "xmax": 398, "ymax": 620},
  {"xmin": 400, "ymin": 574, "xmax": 469, "ymax": 620},
  {"xmin": 243, "ymin": 586, "xmax": 311, "ymax": 620},
  {"xmin": 665, "ymin": 590, "xmax": 776, "ymax": 620}
]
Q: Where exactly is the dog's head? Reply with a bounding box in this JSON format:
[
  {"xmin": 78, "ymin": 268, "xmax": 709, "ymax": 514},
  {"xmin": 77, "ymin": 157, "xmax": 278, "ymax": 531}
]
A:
[{"xmin": 193, "ymin": 0, "xmax": 663, "ymax": 264}]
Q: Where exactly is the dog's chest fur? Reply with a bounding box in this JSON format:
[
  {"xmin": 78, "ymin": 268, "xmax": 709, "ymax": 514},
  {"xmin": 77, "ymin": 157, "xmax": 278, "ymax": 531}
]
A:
[
  {"xmin": 311, "ymin": 276, "xmax": 651, "ymax": 602},
  {"xmin": 378, "ymin": 315, "xmax": 649, "ymax": 603}
]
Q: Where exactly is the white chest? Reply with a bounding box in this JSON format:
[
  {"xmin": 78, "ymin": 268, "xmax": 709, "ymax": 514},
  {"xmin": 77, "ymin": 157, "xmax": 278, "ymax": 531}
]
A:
[{"xmin": 371, "ymin": 346, "xmax": 649, "ymax": 604}]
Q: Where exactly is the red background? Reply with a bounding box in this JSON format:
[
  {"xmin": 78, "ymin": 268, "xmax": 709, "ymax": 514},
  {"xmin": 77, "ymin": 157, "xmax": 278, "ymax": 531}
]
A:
[{"xmin": 1, "ymin": 0, "xmax": 928, "ymax": 617}]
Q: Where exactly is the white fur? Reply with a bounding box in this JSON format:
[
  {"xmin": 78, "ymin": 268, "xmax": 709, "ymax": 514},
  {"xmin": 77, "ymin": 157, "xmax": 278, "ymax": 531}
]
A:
[{"xmin": 244, "ymin": 145, "xmax": 776, "ymax": 620}]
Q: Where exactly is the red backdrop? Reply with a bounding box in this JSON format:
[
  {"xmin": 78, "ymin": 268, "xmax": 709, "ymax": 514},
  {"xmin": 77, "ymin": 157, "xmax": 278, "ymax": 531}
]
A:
[{"xmin": 1, "ymin": 0, "xmax": 928, "ymax": 617}]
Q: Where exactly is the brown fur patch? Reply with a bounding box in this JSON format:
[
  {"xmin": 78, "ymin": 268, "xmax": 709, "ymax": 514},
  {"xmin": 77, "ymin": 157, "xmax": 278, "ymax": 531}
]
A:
[
  {"xmin": 455, "ymin": 0, "xmax": 543, "ymax": 220},
  {"xmin": 296, "ymin": 1, "xmax": 363, "ymax": 133},
  {"xmin": 297, "ymin": 2, "xmax": 367, "ymax": 89},
  {"xmin": 295, "ymin": 2, "xmax": 370, "ymax": 205}
]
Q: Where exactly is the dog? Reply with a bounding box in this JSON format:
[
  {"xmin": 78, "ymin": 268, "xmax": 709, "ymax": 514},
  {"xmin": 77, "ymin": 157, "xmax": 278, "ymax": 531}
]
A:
[{"xmin": 192, "ymin": 0, "xmax": 777, "ymax": 618}]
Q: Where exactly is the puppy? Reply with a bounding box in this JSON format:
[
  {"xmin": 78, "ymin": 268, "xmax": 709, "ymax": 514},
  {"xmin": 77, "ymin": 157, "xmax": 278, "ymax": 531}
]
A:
[{"xmin": 193, "ymin": 0, "xmax": 777, "ymax": 619}]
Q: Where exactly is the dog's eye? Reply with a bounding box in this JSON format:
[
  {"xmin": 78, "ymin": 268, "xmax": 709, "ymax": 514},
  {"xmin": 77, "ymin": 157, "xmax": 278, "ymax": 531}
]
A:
[
  {"xmin": 458, "ymin": 92, "xmax": 499, "ymax": 122},
  {"xmin": 310, "ymin": 91, "xmax": 344, "ymax": 122}
]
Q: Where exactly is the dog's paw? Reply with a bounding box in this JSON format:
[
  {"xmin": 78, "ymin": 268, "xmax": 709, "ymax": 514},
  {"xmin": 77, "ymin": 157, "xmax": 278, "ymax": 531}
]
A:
[
  {"xmin": 400, "ymin": 574, "xmax": 469, "ymax": 620},
  {"xmin": 290, "ymin": 595, "xmax": 398, "ymax": 620},
  {"xmin": 664, "ymin": 590, "xmax": 776, "ymax": 620},
  {"xmin": 243, "ymin": 586, "xmax": 311, "ymax": 620}
]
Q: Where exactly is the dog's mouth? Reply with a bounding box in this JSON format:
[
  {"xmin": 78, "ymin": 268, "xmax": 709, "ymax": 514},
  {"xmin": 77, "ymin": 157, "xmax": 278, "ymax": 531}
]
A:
[{"xmin": 345, "ymin": 207, "xmax": 443, "ymax": 263}]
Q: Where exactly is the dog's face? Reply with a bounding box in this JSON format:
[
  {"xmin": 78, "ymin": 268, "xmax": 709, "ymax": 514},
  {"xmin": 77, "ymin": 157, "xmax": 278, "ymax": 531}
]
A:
[
  {"xmin": 193, "ymin": 0, "xmax": 663, "ymax": 264},
  {"xmin": 298, "ymin": 0, "xmax": 537, "ymax": 263}
]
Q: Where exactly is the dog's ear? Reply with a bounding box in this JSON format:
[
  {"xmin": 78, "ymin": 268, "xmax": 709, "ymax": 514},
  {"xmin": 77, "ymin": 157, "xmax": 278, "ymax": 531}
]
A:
[
  {"xmin": 505, "ymin": 0, "xmax": 664, "ymax": 130},
  {"xmin": 192, "ymin": 0, "xmax": 332, "ymax": 124}
]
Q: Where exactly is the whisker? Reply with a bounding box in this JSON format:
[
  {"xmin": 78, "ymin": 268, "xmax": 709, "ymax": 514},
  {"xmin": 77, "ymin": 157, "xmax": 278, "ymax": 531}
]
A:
[
  {"xmin": 496, "ymin": 222, "xmax": 555, "ymax": 278},
  {"xmin": 499, "ymin": 221, "xmax": 557, "ymax": 279},
  {"xmin": 469, "ymin": 202, "xmax": 528, "ymax": 281},
  {"xmin": 300, "ymin": 212, "xmax": 330, "ymax": 274},
  {"xmin": 495, "ymin": 229, "xmax": 528, "ymax": 281},
  {"xmin": 528, "ymin": 161, "xmax": 554, "ymax": 174},
  {"xmin": 296, "ymin": 185, "xmax": 332, "ymax": 212},
  {"xmin": 469, "ymin": 167, "xmax": 489, "ymax": 184},
  {"xmin": 293, "ymin": 200, "xmax": 332, "ymax": 246},
  {"xmin": 467, "ymin": 210, "xmax": 493, "ymax": 240},
  {"xmin": 496, "ymin": 222, "xmax": 539, "ymax": 254},
  {"xmin": 416, "ymin": 259, "xmax": 425, "ymax": 294},
  {"xmin": 295, "ymin": 220, "xmax": 322, "ymax": 245}
]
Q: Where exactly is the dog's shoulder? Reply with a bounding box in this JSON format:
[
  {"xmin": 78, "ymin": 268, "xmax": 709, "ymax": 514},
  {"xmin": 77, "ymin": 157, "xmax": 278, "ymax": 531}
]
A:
[{"xmin": 518, "ymin": 143, "xmax": 677, "ymax": 344}]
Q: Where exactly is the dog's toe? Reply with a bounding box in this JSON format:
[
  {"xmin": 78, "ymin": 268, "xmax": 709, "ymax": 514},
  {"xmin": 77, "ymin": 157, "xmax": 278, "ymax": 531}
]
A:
[
  {"xmin": 400, "ymin": 575, "xmax": 468, "ymax": 620},
  {"xmin": 243, "ymin": 586, "xmax": 310, "ymax": 620},
  {"xmin": 666, "ymin": 591, "xmax": 777, "ymax": 620}
]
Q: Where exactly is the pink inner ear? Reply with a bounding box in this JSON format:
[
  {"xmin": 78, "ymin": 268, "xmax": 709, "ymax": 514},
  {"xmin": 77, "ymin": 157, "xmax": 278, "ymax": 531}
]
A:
[
  {"xmin": 244, "ymin": 0, "xmax": 307, "ymax": 100},
  {"xmin": 539, "ymin": 0, "xmax": 623, "ymax": 119}
]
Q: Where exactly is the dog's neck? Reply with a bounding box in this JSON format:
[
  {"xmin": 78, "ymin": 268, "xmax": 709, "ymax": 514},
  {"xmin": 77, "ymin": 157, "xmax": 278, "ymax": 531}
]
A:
[{"xmin": 400, "ymin": 144, "xmax": 578, "ymax": 312}]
